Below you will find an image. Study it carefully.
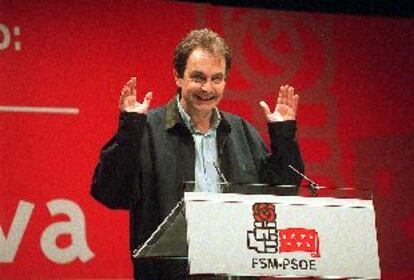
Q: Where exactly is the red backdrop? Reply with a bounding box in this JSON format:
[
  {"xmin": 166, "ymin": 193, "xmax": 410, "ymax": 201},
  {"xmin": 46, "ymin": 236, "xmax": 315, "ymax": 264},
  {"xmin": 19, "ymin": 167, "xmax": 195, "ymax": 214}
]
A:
[{"xmin": 1, "ymin": 1, "xmax": 413, "ymax": 279}]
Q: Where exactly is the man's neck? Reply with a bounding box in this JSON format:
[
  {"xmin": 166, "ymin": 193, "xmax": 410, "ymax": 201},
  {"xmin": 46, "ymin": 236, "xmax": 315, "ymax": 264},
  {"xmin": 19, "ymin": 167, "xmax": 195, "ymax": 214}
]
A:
[
  {"xmin": 190, "ymin": 111, "xmax": 212, "ymax": 133},
  {"xmin": 177, "ymin": 96, "xmax": 218, "ymax": 133}
]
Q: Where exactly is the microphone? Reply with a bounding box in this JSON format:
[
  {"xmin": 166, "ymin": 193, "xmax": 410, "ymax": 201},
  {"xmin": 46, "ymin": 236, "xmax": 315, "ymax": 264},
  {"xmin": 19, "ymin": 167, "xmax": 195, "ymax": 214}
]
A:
[
  {"xmin": 212, "ymin": 161, "xmax": 230, "ymax": 192},
  {"xmin": 288, "ymin": 164, "xmax": 320, "ymax": 197}
]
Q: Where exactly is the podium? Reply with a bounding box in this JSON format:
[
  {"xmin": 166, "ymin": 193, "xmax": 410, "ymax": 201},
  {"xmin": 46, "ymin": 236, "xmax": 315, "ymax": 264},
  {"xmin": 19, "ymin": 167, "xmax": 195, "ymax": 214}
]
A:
[{"xmin": 133, "ymin": 183, "xmax": 380, "ymax": 279}]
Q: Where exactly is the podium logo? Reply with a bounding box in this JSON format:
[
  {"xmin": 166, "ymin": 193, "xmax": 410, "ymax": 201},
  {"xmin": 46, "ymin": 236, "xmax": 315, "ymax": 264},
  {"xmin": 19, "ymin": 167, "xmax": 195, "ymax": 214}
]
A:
[{"xmin": 247, "ymin": 203, "xmax": 320, "ymax": 257}]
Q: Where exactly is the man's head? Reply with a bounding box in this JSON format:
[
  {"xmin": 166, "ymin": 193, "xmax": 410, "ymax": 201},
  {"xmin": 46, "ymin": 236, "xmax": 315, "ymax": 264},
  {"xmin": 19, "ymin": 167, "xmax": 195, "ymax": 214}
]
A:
[
  {"xmin": 174, "ymin": 29, "xmax": 232, "ymax": 118},
  {"xmin": 174, "ymin": 28, "xmax": 232, "ymax": 79}
]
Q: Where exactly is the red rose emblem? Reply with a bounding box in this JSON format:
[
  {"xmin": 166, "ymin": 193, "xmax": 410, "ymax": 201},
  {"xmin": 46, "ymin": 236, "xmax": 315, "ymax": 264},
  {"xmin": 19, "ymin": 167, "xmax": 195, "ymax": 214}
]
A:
[{"xmin": 253, "ymin": 203, "xmax": 276, "ymax": 222}]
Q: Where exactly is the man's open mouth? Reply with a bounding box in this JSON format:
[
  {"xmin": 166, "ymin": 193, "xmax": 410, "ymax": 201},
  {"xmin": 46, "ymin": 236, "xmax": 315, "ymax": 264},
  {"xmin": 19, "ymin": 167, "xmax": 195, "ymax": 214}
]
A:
[{"xmin": 195, "ymin": 95, "xmax": 215, "ymax": 101}]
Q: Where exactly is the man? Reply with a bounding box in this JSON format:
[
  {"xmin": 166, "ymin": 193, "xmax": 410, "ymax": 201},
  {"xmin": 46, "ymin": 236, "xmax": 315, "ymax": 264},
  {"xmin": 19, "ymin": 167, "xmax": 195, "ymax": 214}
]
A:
[{"xmin": 91, "ymin": 28, "xmax": 304, "ymax": 279}]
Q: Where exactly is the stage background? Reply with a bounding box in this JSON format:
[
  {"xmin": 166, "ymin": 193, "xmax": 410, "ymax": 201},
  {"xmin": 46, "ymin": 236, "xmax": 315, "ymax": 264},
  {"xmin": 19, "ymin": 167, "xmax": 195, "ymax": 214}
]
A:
[{"xmin": 1, "ymin": 1, "xmax": 413, "ymax": 278}]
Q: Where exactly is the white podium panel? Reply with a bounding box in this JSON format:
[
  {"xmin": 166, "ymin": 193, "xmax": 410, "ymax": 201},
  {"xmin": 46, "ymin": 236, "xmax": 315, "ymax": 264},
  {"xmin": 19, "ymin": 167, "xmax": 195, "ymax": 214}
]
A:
[{"xmin": 185, "ymin": 192, "xmax": 380, "ymax": 279}]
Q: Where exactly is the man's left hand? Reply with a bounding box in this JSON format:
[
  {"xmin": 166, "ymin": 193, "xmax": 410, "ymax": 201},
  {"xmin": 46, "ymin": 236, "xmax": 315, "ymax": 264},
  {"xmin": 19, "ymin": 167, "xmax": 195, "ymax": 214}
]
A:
[{"xmin": 259, "ymin": 85, "xmax": 299, "ymax": 122}]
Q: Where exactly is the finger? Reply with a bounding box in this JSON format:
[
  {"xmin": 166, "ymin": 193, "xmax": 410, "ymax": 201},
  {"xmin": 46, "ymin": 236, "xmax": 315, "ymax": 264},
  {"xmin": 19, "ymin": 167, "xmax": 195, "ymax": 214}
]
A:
[
  {"xmin": 143, "ymin": 91, "xmax": 153, "ymax": 108},
  {"xmin": 119, "ymin": 88, "xmax": 132, "ymax": 111},
  {"xmin": 278, "ymin": 85, "xmax": 285, "ymax": 96},
  {"xmin": 277, "ymin": 94, "xmax": 283, "ymax": 104},
  {"xmin": 132, "ymin": 86, "xmax": 137, "ymax": 97},
  {"xmin": 292, "ymin": 94, "xmax": 299, "ymax": 115},
  {"xmin": 122, "ymin": 77, "xmax": 137, "ymax": 97},
  {"xmin": 127, "ymin": 77, "xmax": 136, "ymax": 90},
  {"xmin": 275, "ymin": 85, "xmax": 284, "ymax": 111},
  {"xmin": 277, "ymin": 85, "xmax": 285, "ymax": 99},
  {"xmin": 120, "ymin": 87, "xmax": 129, "ymax": 106},
  {"xmin": 259, "ymin": 101, "xmax": 271, "ymax": 117},
  {"xmin": 122, "ymin": 88, "xmax": 136, "ymax": 108},
  {"xmin": 121, "ymin": 85, "xmax": 132, "ymax": 98},
  {"xmin": 119, "ymin": 78, "xmax": 137, "ymax": 111},
  {"xmin": 288, "ymin": 86, "xmax": 294, "ymax": 97},
  {"xmin": 122, "ymin": 77, "xmax": 136, "ymax": 97},
  {"xmin": 279, "ymin": 85, "xmax": 286, "ymax": 105},
  {"xmin": 287, "ymin": 86, "xmax": 295, "ymax": 108},
  {"xmin": 283, "ymin": 85, "xmax": 290, "ymax": 101}
]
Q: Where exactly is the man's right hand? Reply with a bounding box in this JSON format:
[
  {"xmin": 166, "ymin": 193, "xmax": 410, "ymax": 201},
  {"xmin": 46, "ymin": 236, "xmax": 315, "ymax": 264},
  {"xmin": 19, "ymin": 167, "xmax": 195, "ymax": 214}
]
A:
[{"xmin": 119, "ymin": 77, "xmax": 152, "ymax": 114}]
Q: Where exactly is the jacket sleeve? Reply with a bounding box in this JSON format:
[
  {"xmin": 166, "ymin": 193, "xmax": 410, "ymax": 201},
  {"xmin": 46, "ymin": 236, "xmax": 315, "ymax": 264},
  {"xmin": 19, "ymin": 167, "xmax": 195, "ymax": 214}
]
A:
[
  {"xmin": 263, "ymin": 120, "xmax": 304, "ymax": 186},
  {"xmin": 90, "ymin": 112, "xmax": 147, "ymax": 209}
]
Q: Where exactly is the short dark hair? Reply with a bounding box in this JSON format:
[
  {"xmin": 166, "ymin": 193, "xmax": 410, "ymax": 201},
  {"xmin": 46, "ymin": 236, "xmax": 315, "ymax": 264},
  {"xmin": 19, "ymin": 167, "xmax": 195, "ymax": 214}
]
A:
[{"xmin": 173, "ymin": 28, "xmax": 232, "ymax": 78}]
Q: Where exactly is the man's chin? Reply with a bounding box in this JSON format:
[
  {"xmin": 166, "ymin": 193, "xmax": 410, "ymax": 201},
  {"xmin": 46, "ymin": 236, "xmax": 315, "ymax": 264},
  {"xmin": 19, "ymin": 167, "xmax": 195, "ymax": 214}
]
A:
[{"xmin": 193, "ymin": 103, "xmax": 216, "ymax": 114}]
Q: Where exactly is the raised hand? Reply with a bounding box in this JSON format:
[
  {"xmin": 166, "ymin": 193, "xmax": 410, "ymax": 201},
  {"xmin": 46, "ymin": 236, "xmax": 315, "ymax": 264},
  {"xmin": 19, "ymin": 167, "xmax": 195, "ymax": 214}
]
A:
[
  {"xmin": 259, "ymin": 85, "xmax": 299, "ymax": 122},
  {"xmin": 119, "ymin": 77, "xmax": 152, "ymax": 114}
]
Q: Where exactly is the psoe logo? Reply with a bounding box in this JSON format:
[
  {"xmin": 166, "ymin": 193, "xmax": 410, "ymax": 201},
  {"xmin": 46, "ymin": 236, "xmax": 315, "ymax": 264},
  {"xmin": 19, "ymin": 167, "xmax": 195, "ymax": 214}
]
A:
[{"xmin": 247, "ymin": 203, "xmax": 320, "ymax": 258}]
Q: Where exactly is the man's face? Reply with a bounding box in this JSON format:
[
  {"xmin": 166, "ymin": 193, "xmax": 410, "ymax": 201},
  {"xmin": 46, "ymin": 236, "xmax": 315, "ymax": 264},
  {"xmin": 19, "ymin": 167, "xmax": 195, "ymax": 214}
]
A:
[{"xmin": 175, "ymin": 48, "xmax": 227, "ymax": 117}]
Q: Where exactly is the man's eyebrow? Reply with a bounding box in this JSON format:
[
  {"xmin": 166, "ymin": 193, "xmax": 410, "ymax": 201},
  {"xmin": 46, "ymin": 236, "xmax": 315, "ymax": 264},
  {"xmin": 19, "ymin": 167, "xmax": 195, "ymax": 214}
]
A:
[
  {"xmin": 189, "ymin": 71, "xmax": 225, "ymax": 79},
  {"xmin": 189, "ymin": 71, "xmax": 205, "ymax": 76},
  {"xmin": 212, "ymin": 73, "xmax": 224, "ymax": 78}
]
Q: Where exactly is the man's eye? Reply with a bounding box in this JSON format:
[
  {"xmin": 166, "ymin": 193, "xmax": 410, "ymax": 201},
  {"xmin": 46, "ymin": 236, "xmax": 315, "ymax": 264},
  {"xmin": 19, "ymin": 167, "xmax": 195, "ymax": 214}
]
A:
[
  {"xmin": 191, "ymin": 76, "xmax": 204, "ymax": 83},
  {"xmin": 212, "ymin": 77, "xmax": 224, "ymax": 84}
]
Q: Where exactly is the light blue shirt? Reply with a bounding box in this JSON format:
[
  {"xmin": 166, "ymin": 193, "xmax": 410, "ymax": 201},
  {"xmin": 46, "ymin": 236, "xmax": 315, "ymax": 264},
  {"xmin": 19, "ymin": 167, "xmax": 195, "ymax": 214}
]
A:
[{"xmin": 177, "ymin": 96, "xmax": 222, "ymax": 193}]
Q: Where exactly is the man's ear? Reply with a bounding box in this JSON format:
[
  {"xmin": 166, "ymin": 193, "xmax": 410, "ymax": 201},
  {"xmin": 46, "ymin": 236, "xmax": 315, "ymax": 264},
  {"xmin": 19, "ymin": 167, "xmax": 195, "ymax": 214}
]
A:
[{"xmin": 173, "ymin": 70, "xmax": 182, "ymax": 88}]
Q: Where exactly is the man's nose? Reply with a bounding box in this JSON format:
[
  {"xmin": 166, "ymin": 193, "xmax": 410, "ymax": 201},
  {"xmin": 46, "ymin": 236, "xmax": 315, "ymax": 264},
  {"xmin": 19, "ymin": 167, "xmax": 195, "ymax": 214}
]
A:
[{"xmin": 201, "ymin": 80, "xmax": 214, "ymax": 92}]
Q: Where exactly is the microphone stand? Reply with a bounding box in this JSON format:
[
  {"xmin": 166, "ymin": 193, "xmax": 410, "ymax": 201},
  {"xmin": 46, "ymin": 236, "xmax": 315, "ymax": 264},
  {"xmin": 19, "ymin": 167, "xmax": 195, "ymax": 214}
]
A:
[{"xmin": 288, "ymin": 165, "xmax": 319, "ymax": 197}]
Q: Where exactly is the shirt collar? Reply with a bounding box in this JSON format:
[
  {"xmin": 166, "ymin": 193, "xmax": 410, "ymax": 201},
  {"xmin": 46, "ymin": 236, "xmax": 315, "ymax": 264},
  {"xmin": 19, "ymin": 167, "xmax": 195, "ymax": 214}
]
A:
[{"xmin": 176, "ymin": 94, "xmax": 221, "ymax": 133}]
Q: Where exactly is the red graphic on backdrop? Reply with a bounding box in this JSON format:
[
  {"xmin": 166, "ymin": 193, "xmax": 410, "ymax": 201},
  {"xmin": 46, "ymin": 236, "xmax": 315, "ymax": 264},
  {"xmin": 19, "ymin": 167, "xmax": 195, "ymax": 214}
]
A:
[{"xmin": 248, "ymin": 203, "xmax": 320, "ymax": 257}]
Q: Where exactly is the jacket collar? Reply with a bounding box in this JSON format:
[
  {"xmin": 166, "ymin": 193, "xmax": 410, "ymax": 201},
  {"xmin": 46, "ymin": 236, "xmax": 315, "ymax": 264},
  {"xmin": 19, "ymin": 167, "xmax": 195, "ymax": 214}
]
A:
[{"xmin": 165, "ymin": 95, "xmax": 182, "ymax": 130}]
